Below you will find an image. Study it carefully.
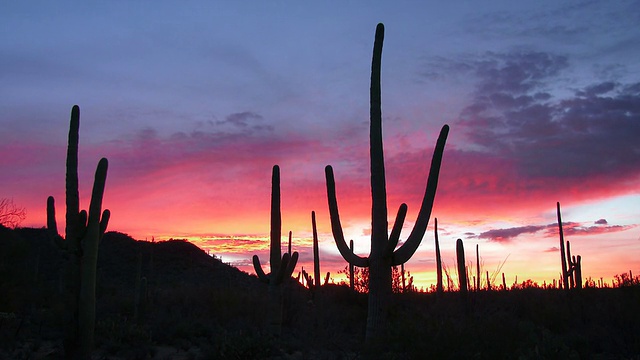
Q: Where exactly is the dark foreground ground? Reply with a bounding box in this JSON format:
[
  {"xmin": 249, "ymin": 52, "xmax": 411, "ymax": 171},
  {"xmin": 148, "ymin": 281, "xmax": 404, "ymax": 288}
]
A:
[{"xmin": 1, "ymin": 226, "xmax": 639, "ymax": 359}]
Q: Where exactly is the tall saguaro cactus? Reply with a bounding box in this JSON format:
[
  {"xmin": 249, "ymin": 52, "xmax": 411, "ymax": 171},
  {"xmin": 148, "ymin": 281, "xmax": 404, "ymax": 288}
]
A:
[
  {"xmin": 47, "ymin": 105, "xmax": 110, "ymax": 360},
  {"xmin": 325, "ymin": 23, "xmax": 449, "ymax": 344},
  {"xmin": 252, "ymin": 165, "xmax": 299, "ymax": 336}
]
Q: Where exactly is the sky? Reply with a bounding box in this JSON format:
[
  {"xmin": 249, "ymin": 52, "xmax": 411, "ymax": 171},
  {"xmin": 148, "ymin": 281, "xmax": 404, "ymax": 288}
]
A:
[{"xmin": 2, "ymin": 1, "xmax": 639, "ymax": 289}]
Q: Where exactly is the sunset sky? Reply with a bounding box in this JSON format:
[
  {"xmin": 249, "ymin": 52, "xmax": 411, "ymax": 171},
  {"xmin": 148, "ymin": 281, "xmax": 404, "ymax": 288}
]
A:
[{"xmin": 2, "ymin": 1, "xmax": 639, "ymax": 289}]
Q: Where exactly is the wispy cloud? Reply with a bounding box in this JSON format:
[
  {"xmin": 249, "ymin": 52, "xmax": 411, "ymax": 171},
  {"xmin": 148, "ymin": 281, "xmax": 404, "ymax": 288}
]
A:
[{"xmin": 478, "ymin": 220, "xmax": 635, "ymax": 243}]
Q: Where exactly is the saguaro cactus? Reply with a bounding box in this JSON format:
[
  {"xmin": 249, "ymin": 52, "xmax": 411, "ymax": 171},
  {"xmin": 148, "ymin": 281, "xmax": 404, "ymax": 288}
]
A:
[
  {"xmin": 47, "ymin": 105, "xmax": 110, "ymax": 360},
  {"xmin": 557, "ymin": 202, "xmax": 583, "ymax": 290},
  {"xmin": 349, "ymin": 240, "xmax": 355, "ymax": 291},
  {"xmin": 557, "ymin": 202, "xmax": 569, "ymax": 290},
  {"xmin": 311, "ymin": 211, "xmax": 322, "ymax": 289},
  {"xmin": 434, "ymin": 218, "xmax": 444, "ymax": 296},
  {"xmin": 252, "ymin": 165, "xmax": 299, "ymax": 336},
  {"xmin": 476, "ymin": 244, "xmax": 480, "ymax": 291},
  {"xmin": 456, "ymin": 239, "xmax": 468, "ymax": 295},
  {"xmin": 325, "ymin": 23, "xmax": 449, "ymax": 344}
]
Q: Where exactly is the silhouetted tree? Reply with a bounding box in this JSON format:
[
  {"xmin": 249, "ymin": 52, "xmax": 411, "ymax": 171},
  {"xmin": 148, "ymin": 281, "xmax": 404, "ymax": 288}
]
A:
[{"xmin": 0, "ymin": 198, "xmax": 26, "ymax": 228}]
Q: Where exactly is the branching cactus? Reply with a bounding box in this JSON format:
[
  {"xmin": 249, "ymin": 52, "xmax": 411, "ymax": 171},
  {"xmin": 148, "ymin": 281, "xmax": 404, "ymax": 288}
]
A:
[
  {"xmin": 253, "ymin": 166, "xmax": 299, "ymax": 285},
  {"xmin": 47, "ymin": 105, "xmax": 110, "ymax": 360},
  {"xmin": 252, "ymin": 165, "xmax": 299, "ymax": 336},
  {"xmin": 325, "ymin": 23, "xmax": 449, "ymax": 344},
  {"xmin": 557, "ymin": 202, "xmax": 583, "ymax": 290}
]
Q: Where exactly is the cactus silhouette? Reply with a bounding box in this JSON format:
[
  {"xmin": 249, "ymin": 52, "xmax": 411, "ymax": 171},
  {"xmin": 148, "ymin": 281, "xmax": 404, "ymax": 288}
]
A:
[
  {"xmin": 324, "ymin": 23, "xmax": 449, "ymax": 344},
  {"xmin": 46, "ymin": 105, "xmax": 110, "ymax": 360},
  {"xmin": 434, "ymin": 218, "xmax": 444, "ymax": 295},
  {"xmin": 306, "ymin": 211, "xmax": 330, "ymax": 290},
  {"xmin": 476, "ymin": 244, "xmax": 480, "ymax": 291},
  {"xmin": 557, "ymin": 202, "xmax": 583, "ymax": 290},
  {"xmin": 456, "ymin": 239, "xmax": 468, "ymax": 296},
  {"xmin": 252, "ymin": 165, "xmax": 299, "ymax": 336},
  {"xmin": 349, "ymin": 240, "xmax": 355, "ymax": 291},
  {"xmin": 312, "ymin": 211, "xmax": 321, "ymax": 288}
]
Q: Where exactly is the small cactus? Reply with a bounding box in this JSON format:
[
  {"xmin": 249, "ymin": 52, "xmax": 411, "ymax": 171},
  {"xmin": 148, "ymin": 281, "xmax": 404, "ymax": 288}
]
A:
[
  {"xmin": 311, "ymin": 211, "xmax": 322, "ymax": 290},
  {"xmin": 476, "ymin": 244, "xmax": 480, "ymax": 291},
  {"xmin": 434, "ymin": 218, "xmax": 444, "ymax": 296},
  {"xmin": 456, "ymin": 239, "xmax": 468, "ymax": 295}
]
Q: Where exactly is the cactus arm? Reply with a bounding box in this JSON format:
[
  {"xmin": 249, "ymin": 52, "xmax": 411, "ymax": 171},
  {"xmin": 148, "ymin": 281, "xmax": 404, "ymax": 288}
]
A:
[
  {"xmin": 77, "ymin": 158, "xmax": 108, "ymax": 357},
  {"xmin": 99, "ymin": 209, "xmax": 110, "ymax": 241},
  {"xmin": 287, "ymin": 231, "xmax": 292, "ymax": 256},
  {"xmin": 252, "ymin": 255, "xmax": 269, "ymax": 283},
  {"xmin": 392, "ymin": 125, "xmax": 449, "ymax": 266},
  {"xmin": 284, "ymin": 252, "xmax": 298, "ymax": 280},
  {"xmin": 47, "ymin": 196, "xmax": 59, "ymax": 235},
  {"xmin": 66, "ymin": 105, "xmax": 81, "ymax": 244},
  {"xmin": 274, "ymin": 252, "xmax": 291, "ymax": 284},
  {"xmin": 384, "ymin": 203, "xmax": 408, "ymax": 255},
  {"xmin": 47, "ymin": 196, "xmax": 66, "ymax": 248},
  {"xmin": 325, "ymin": 165, "xmax": 369, "ymax": 267},
  {"xmin": 86, "ymin": 158, "xmax": 108, "ymax": 227}
]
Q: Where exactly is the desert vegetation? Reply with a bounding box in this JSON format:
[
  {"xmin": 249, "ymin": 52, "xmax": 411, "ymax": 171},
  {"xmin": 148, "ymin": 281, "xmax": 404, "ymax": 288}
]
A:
[{"xmin": 1, "ymin": 22, "xmax": 639, "ymax": 359}]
